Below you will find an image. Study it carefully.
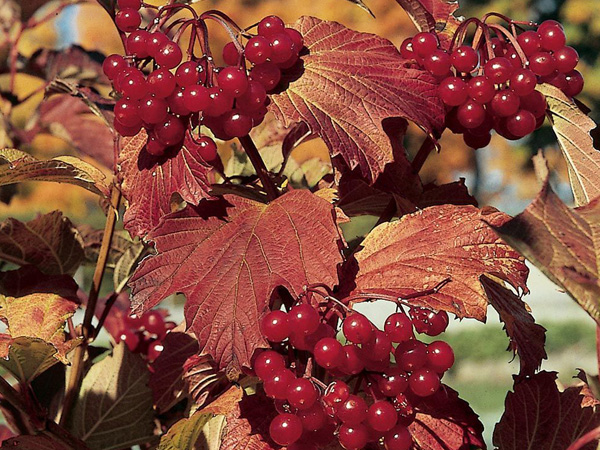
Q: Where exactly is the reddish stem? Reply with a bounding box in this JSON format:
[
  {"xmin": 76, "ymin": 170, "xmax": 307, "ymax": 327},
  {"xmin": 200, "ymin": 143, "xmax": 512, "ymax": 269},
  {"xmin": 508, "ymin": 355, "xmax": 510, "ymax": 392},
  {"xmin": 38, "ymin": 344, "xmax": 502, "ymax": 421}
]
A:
[
  {"xmin": 238, "ymin": 135, "xmax": 279, "ymax": 201},
  {"xmin": 411, "ymin": 136, "xmax": 438, "ymax": 174},
  {"xmin": 566, "ymin": 424, "xmax": 600, "ymax": 450}
]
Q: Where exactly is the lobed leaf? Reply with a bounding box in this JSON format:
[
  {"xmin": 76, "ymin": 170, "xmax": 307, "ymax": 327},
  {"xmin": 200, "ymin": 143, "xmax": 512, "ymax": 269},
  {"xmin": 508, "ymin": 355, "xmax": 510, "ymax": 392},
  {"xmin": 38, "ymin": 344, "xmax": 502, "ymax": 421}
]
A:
[
  {"xmin": 493, "ymin": 371, "xmax": 600, "ymax": 450},
  {"xmin": 538, "ymin": 84, "xmax": 600, "ymax": 206},
  {"xmin": 118, "ymin": 130, "xmax": 215, "ymax": 238},
  {"xmin": 394, "ymin": 0, "xmax": 462, "ymax": 47},
  {"xmin": 481, "ymin": 275, "xmax": 547, "ymax": 379},
  {"xmin": 129, "ymin": 190, "xmax": 343, "ymax": 378},
  {"xmin": 0, "ymin": 211, "xmax": 85, "ymax": 276},
  {"xmin": 183, "ymin": 354, "xmax": 228, "ymax": 410},
  {"xmin": 493, "ymin": 171, "xmax": 600, "ymax": 323},
  {"xmin": 269, "ymin": 16, "xmax": 445, "ymax": 184},
  {"xmin": 157, "ymin": 412, "xmax": 213, "ymax": 450},
  {"xmin": 351, "ymin": 205, "xmax": 528, "ymax": 320},
  {"xmin": 0, "ymin": 148, "xmax": 109, "ymax": 197},
  {"xmin": 69, "ymin": 343, "xmax": 155, "ymax": 450}
]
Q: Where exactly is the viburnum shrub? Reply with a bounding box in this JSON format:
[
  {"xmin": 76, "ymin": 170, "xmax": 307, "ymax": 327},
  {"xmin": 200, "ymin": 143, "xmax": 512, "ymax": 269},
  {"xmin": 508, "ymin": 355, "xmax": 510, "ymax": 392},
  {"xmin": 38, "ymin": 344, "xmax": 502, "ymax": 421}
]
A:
[{"xmin": 0, "ymin": 0, "xmax": 599, "ymax": 448}]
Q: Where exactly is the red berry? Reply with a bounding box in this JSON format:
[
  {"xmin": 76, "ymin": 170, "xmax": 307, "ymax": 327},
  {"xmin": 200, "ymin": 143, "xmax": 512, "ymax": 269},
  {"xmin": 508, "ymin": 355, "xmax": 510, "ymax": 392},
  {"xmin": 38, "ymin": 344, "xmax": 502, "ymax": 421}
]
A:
[
  {"xmin": 155, "ymin": 41, "xmax": 183, "ymax": 69},
  {"xmin": 313, "ymin": 337, "xmax": 343, "ymax": 369},
  {"xmin": 340, "ymin": 344, "xmax": 365, "ymax": 376},
  {"xmin": 506, "ymin": 109, "xmax": 537, "ymax": 138},
  {"xmin": 521, "ymin": 90, "xmax": 547, "ymax": 118},
  {"xmin": 322, "ymin": 380, "xmax": 350, "ymax": 414},
  {"xmin": 139, "ymin": 94, "xmax": 168, "ymax": 124},
  {"xmin": 383, "ymin": 425, "xmax": 412, "ymax": 450},
  {"xmin": 399, "ymin": 38, "xmax": 414, "ymax": 60},
  {"xmin": 427, "ymin": 340, "xmax": 455, "ymax": 373},
  {"xmin": 412, "ymin": 32, "xmax": 439, "ymax": 58},
  {"xmin": 269, "ymin": 413, "xmax": 303, "ymax": 446},
  {"xmin": 193, "ymin": 135, "xmax": 218, "ymax": 162},
  {"xmin": 118, "ymin": 68, "xmax": 147, "ymax": 99},
  {"xmin": 554, "ymin": 46, "xmax": 579, "ymax": 73},
  {"xmin": 368, "ymin": 401, "xmax": 398, "ymax": 432},
  {"xmin": 285, "ymin": 28, "xmax": 304, "ymax": 51},
  {"xmin": 484, "ymin": 57, "xmax": 514, "ymax": 84},
  {"xmin": 491, "ymin": 90, "xmax": 520, "ymax": 117},
  {"xmin": 529, "ymin": 51, "xmax": 557, "ymax": 76},
  {"xmin": 564, "ymin": 69, "xmax": 584, "ymax": 97},
  {"xmin": 236, "ymin": 81, "xmax": 267, "ymax": 112},
  {"xmin": 490, "ymin": 37, "xmax": 506, "ymax": 56},
  {"xmin": 504, "ymin": 45, "xmax": 524, "ymax": 69},
  {"xmin": 378, "ymin": 368, "xmax": 409, "ymax": 397},
  {"xmin": 113, "ymin": 119, "xmax": 141, "ymax": 137},
  {"xmin": 117, "ymin": 0, "xmax": 141, "ymax": 9},
  {"xmin": 457, "ymin": 99, "xmax": 486, "ymax": 129},
  {"xmin": 103, "ymin": 54, "xmax": 128, "ymax": 80},
  {"xmin": 438, "ymin": 76, "xmax": 468, "ymax": 106},
  {"xmin": 451, "ymin": 45, "xmax": 478, "ymax": 73},
  {"xmin": 343, "ymin": 313, "xmax": 373, "ymax": 344},
  {"xmin": 510, "ymin": 68, "xmax": 537, "ymax": 96},
  {"xmin": 297, "ymin": 404, "xmax": 327, "ymax": 431},
  {"xmin": 409, "ymin": 368, "xmax": 440, "ymax": 397},
  {"xmin": 114, "ymin": 97, "xmax": 141, "ymax": 127},
  {"xmin": 261, "ymin": 310, "xmax": 290, "ymax": 342},
  {"xmin": 253, "ymin": 350, "xmax": 285, "ymax": 379},
  {"xmin": 126, "ymin": 30, "xmax": 150, "ymax": 58},
  {"xmin": 147, "ymin": 32, "xmax": 170, "ymax": 58},
  {"xmin": 155, "ymin": 115, "xmax": 185, "ymax": 146},
  {"xmin": 217, "ymin": 66, "xmax": 249, "ymax": 97},
  {"xmin": 287, "ymin": 378, "xmax": 318, "ymax": 410},
  {"xmin": 338, "ymin": 424, "xmax": 369, "ymax": 450},
  {"xmin": 115, "ymin": 9, "xmax": 141, "ymax": 33},
  {"xmin": 258, "ymin": 15, "xmax": 286, "ymax": 37},
  {"xmin": 264, "ymin": 368, "xmax": 295, "ymax": 400},
  {"xmin": 147, "ymin": 68, "xmax": 176, "ymax": 98},
  {"xmin": 147, "ymin": 340, "xmax": 163, "ymax": 361},
  {"xmin": 175, "ymin": 61, "xmax": 201, "ymax": 87},
  {"xmin": 117, "ymin": 328, "xmax": 140, "ymax": 351},
  {"xmin": 468, "ymin": 76, "xmax": 495, "ymax": 104},
  {"xmin": 424, "ymin": 49, "xmax": 452, "ymax": 77},
  {"xmin": 269, "ymin": 32, "xmax": 296, "ymax": 64},
  {"xmin": 384, "ymin": 313, "xmax": 413, "ymax": 343},
  {"xmin": 166, "ymin": 86, "xmax": 191, "ymax": 116},
  {"xmin": 204, "ymin": 87, "xmax": 233, "ymax": 117},
  {"xmin": 250, "ymin": 62, "xmax": 281, "ymax": 92},
  {"xmin": 395, "ymin": 339, "xmax": 428, "ymax": 372},
  {"xmin": 337, "ymin": 394, "xmax": 368, "ymax": 426},
  {"xmin": 222, "ymin": 41, "xmax": 240, "ymax": 66},
  {"xmin": 362, "ymin": 330, "xmax": 392, "ymax": 361},
  {"xmin": 183, "ymin": 85, "xmax": 210, "ymax": 112},
  {"xmin": 463, "ymin": 130, "xmax": 491, "ymax": 149},
  {"xmin": 517, "ymin": 31, "xmax": 541, "ymax": 56},
  {"xmin": 289, "ymin": 303, "xmax": 320, "ymax": 335},
  {"xmin": 538, "ymin": 23, "xmax": 566, "ymax": 51},
  {"xmin": 146, "ymin": 134, "xmax": 167, "ymax": 156},
  {"xmin": 245, "ymin": 36, "xmax": 272, "ymax": 64}
]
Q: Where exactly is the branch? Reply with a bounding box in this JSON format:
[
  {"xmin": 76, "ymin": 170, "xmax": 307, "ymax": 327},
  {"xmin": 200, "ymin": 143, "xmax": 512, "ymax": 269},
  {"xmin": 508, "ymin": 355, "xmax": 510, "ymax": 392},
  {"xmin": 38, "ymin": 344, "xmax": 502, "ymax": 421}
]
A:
[
  {"xmin": 238, "ymin": 134, "xmax": 279, "ymax": 202},
  {"xmin": 411, "ymin": 136, "xmax": 437, "ymax": 174},
  {"xmin": 59, "ymin": 184, "xmax": 121, "ymax": 426}
]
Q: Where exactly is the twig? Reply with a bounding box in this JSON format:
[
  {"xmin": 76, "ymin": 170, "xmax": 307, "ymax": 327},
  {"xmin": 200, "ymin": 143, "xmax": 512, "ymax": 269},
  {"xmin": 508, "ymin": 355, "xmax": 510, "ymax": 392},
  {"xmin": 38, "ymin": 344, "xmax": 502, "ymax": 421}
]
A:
[
  {"xmin": 411, "ymin": 136, "xmax": 437, "ymax": 174},
  {"xmin": 566, "ymin": 424, "xmax": 600, "ymax": 450},
  {"xmin": 92, "ymin": 293, "xmax": 119, "ymax": 340},
  {"xmin": 59, "ymin": 184, "xmax": 121, "ymax": 426},
  {"xmin": 238, "ymin": 134, "xmax": 279, "ymax": 201}
]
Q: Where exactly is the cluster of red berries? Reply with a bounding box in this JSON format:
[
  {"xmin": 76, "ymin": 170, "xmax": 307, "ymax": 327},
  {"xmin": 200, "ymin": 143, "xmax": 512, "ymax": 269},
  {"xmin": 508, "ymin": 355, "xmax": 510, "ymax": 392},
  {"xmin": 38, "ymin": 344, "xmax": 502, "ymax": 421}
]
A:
[
  {"xmin": 115, "ymin": 310, "xmax": 175, "ymax": 362},
  {"xmin": 401, "ymin": 19, "xmax": 583, "ymax": 148},
  {"xmin": 104, "ymin": 2, "xmax": 304, "ymax": 159},
  {"xmin": 253, "ymin": 300, "xmax": 454, "ymax": 449}
]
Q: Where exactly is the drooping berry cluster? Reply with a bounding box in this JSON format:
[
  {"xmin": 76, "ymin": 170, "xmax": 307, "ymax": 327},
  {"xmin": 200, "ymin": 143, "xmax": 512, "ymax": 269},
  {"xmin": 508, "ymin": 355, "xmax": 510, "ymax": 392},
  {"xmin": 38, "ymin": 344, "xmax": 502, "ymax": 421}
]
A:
[
  {"xmin": 401, "ymin": 19, "xmax": 583, "ymax": 148},
  {"xmin": 104, "ymin": 5, "xmax": 304, "ymax": 158},
  {"xmin": 115, "ymin": 310, "xmax": 176, "ymax": 362},
  {"xmin": 254, "ymin": 296, "xmax": 455, "ymax": 449}
]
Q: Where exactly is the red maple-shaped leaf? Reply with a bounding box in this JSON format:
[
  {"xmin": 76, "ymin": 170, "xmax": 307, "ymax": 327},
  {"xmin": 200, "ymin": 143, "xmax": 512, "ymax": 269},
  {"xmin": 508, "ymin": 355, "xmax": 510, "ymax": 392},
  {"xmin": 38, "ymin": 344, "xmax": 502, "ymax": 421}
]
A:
[
  {"xmin": 410, "ymin": 385, "xmax": 486, "ymax": 450},
  {"xmin": 129, "ymin": 190, "xmax": 343, "ymax": 377},
  {"xmin": 118, "ymin": 130, "xmax": 216, "ymax": 238},
  {"xmin": 493, "ymin": 371, "xmax": 600, "ymax": 450},
  {"xmin": 351, "ymin": 205, "xmax": 528, "ymax": 320},
  {"xmin": 481, "ymin": 275, "xmax": 547, "ymax": 379},
  {"xmin": 269, "ymin": 16, "xmax": 445, "ymax": 184}
]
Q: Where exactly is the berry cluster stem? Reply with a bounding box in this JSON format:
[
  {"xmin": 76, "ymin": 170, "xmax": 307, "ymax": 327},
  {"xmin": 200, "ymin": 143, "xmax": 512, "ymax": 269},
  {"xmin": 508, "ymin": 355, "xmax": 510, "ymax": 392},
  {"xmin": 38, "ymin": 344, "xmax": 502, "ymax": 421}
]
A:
[{"xmin": 238, "ymin": 134, "xmax": 279, "ymax": 201}]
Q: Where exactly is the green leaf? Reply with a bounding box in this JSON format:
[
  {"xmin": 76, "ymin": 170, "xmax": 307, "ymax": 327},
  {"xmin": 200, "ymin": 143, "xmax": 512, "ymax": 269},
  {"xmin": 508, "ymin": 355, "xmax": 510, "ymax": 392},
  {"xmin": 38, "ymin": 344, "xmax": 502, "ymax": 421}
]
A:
[
  {"xmin": 0, "ymin": 336, "xmax": 60, "ymax": 382},
  {"xmin": 0, "ymin": 211, "xmax": 85, "ymax": 276},
  {"xmin": 69, "ymin": 343, "xmax": 155, "ymax": 450},
  {"xmin": 0, "ymin": 148, "xmax": 109, "ymax": 197},
  {"xmin": 157, "ymin": 412, "xmax": 214, "ymax": 450}
]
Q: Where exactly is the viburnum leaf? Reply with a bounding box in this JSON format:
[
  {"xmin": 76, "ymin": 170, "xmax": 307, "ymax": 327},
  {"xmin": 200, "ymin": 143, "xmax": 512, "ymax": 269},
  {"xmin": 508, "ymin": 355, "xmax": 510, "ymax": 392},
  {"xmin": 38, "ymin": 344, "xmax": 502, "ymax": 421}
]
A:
[
  {"xmin": 0, "ymin": 434, "xmax": 73, "ymax": 450},
  {"xmin": 220, "ymin": 392, "xmax": 278, "ymax": 450},
  {"xmin": 118, "ymin": 130, "xmax": 215, "ymax": 238},
  {"xmin": 481, "ymin": 275, "xmax": 547, "ymax": 379},
  {"xmin": 157, "ymin": 412, "xmax": 213, "ymax": 450},
  {"xmin": 409, "ymin": 385, "xmax": 486, "ymax": 450},
  {"xmin": 0, "ymin": 211, "xmax": 85, "ymax": 276},
  {"xmin": 0, "ymin": 148, "xmax": 109, "ymax": 197},
  {"xmin": 538, "ymin": 84, "xmax": 600, "ymax": 206},
  {"xmin": 395, "ymin": 0, "xmax": 462, "ymax": 46},
  {"xmin": 269, "ymin": 16, "xmax": 445, "ymax": 184},
  {"xmin": 129, "ymin": 190, "xmax": 343, "ymax": 377},
  {"xmin": 493, "ymin": 371, "xmax": 600, "ymax": 450},
  {"xmin": 183, "ymin": 354, "xmax": 228, "ymax": 409},
  {"xmin": 69, "ymin": 343, "xmax": 155, "ymax": 450},
  {"xmin": 25, "ymin": 45, "xmax": 109, "ymax": 84},
  {"xmin": 350, "ymin": 205, "xmax": 528, "ymax": 320},
  {"xmin": 0, "ymin": 337, "xmax": 61, "ymax": 383},
  {"xmin": 493, "ymin": 165, "xmax": 600, "ymax": 322},
  {"xmin": 149, "ymin": 331, "xmax": 200, "ymax": 413}
]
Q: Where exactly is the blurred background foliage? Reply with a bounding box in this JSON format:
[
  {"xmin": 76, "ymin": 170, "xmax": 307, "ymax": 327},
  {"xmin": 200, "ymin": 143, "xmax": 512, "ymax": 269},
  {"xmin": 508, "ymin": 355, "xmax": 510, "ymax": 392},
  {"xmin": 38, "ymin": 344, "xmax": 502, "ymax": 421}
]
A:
[{"xmin": 0, "ymin": 0, "xmax": 598, "ymax": 445}]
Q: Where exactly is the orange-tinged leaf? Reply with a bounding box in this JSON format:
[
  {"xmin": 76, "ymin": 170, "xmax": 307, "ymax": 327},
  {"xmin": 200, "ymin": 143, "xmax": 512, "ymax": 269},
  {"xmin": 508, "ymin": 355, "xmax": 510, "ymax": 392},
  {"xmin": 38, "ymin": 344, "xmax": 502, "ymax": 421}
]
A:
[
  {"xmin": 395, "ymin": 0, "xmax": 462, "ymax": 46},
  {"xmin": 493, "ymin": 371, "xmax": 600, "ymax": 450},
  {"xmin": 0, "ymin": 211, "xmax": 85, "ymax": 276},
  {"xmin": 129, "ymin": 190, "xmax": 343, "ymax": 377},
  {"xmin": 481, "ymin": 275, "xmax": 547, "ymax": 379},
  {"xmin": 493, "ymin": 169, "xmax": 600, "ymax": 322},
  {"xmin": 157, "ymin": 412, "xmax": 215, "ymax": 450},
  {"xmin": 0, "ymin": 148, "xmax": 109, "ymax": 197},
  {"xmin": 270, "ymin": 16, "xmax": 445, "ymax": 184},
  {"xmin": 539, "ymin": 83, "xmax": 600, "ymax": 206},
  {"xmin": 118, "ymin": 130, "xmax": 215, "ymax": 238},
  {"xmin": 351, "ymin": 205, "xmax": 528, "ymax": 320},
  {"xmin": 183, "ymin": 354, "xmax": 228, "ymax": 410}
]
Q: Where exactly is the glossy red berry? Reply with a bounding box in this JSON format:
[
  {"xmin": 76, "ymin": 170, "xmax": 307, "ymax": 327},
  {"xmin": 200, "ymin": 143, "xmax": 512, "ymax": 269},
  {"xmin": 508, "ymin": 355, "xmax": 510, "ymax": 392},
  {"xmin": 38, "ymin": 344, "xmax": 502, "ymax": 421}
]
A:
[
  {"xmin": 338, "ymin": 424, "xmax": 369, "ymax": 450},
  {"xmin": 118, "ymin": 68, "xmax": 147, "ymax": 99},
  {"xmin": 285, "ymin": 28, "xmax": 304, "ymax": 51},
  {"xmin": 194, "ymin": 135, "xmax": 218, "ymax": 162},
  {"xmin": 384, "ymin": 313, "xmax": 413, "ymax": 343},
  {"xmin": 258, "ymin": 15, "xmax": 286, "ymax": 37},
  {"xmin": 510, "ymin": 68, "xmax": 537, "ymax": 96},
  {"xmin": 289, "ymin": 303, "xmax": 320, "ymax": 335},
  {"xmin": 411, "ymin": 32, "xmax": 438, "ymax": 58},
  {"xmin": 451, "ymin": 45, "xmax": 478, "ymax": 73},
  {"xmin": 342, "ymin": 313, "xmax": 373, "ymax": 344},
  {"xmin": 175, "ymin": 61, "xmax": 201, "ymax": 87},
  {"xmin": 155, "ymin": 115, "xmax": 185, "ymax": 146},
  {"xmin": 322, "ymin": 380, "xmax": 350, "ymax": 414},
  {"xmin": 261, "ymin": 310, "xmax": 290, "ymax": 342},
  {"xmin": 126, "ymin": 30, "xmax": 150, "ymax": 58},
  {"xmin": 264, "ymin": 368, "xmax": 295, "ymax": 400},
  {"xmin": 554, "ymin": 46, "xmax": 579, "ymax": 73},
  {"xmin": 313, "ymin": 337, "xmax": 343, "ymax": 369},
  {"xmin": 409, "ymin": 368, "xmax": 441, "ymax": 397},
  {"xmin": 395, "ymin": 339, "xmax": 428, "ymax": 372},
  {"xmin": 103, "ymin": 54, "xmax": 128, "ymax": 80},
  {"xmin": 139, "ymin": 94, "xmax": 168, "ymax": 124},
  {"xmin": 517, "ymin": 30, "xmax": 541, "ymax": 56},
  {"xmin": 564, "ymin": 69, "xmax": 584, "ymax": 97},
  {"xmin": 115, "ymin": 9, "xmax": 141, "ymax": 33},
  {"xmin": 368, "ymin": 401, "xmax": 398, "ymax": 432},
  {"xmin": 147, "ymin": 340, "xmax": 163, "ymax": 361},
  {"xmin": 117, "ymin": 328, "xmax": 140, "ymax": 351},
  {"xmin": 223, "ymin": 111, "xmax": 252, "ymax": 138},
  {"xmin": 217, "ymin": 66, "xmax": 249, "ymax": 98},
  {"xmin": 399, "ymin": 38, "xmax": 414, "ymax": 59},
  {"xmin": 539, "ymin": 23, "xmax": 566, "ymax": 51},
  {"xmin": 269, "ymin": 32, "xmax": 296, "ymax": 64},
  {"xmin": 438, "ymin": 76, "xmax": 468, "ymax": 106},
  {"xmin": 236, "ymin": 81, "xmax": 267, "ymax": 112},
  {"xmin": 166, "ymin": 86, "xmax": 191, "ymax": 116},
  {"xmin": 155, "ymin": 41, "xmax": 183, "ymax": 69},
  {"xmin": 521, "ymin": 90, "xmax": 547, "ymax": 118},
  {"xmin": 145, "ymin": 134, "xmax": 167, "ymax": 156},
  {"xmin": 250, "ymin": 62, "xmax": 281, "ymax": 92},
  {"xmin": 269, "ymin": 413, "xmax": 303, "ymax": 446},
  {"xmin": 491, "ymin": 90, "xmax": 520, "ymax": 117},
  {"xmin": 378, "ymin": 369, "xmax": 409, "ymax": 397},
  {"xmin": 297, "ymin": 404, "xmax": 327, "ymax": 431},
  {"xmin": 204, "ymin": 87, "xmax": 233, "ymax": 117},
  {"xmin": 114, "ymin": 97, "xmax": 141, "ymax": 127},
  {"xmin": 468, "ymin": 76, "xmax": 495, "ymax": 104},
  {"xmin": 340, "ymin": 344, "xmax": 365, "ymax": 375},
  {"xmin": 383, "ymin": 425, "xmax": 413, "ymax": 450},
  {"xmin": 245, "ymin": 36, "xmax": 272, "ymax": 64},
  {"xmin": 147, "ymin": 68, "xmax": 176, "ymax": 98},
  {"xmin": 183, "ymin": 85, "xmax": 210, "ymax": 112},
  {"xmin": 424, "ymin": 49, "xmax": 452, "ymax": 77},
  {"xmin": 457, "ymin": 100, "xmax": 486, "ymax": 129},
  {"xmin": 147, "ymin": 32, "xmax": 170, "ymax": 58},
  {"xmin": 463, "ymin": 130, "xmax": 491, "ymax": 149},
  {"xmin": 427, "ymin": 340, "xmax": 455, "ymax": 373},
  {"xmin": 529, "ymin": 51, "xmax": 557, "ymax": 76},
  {"xmin": 113, "ymin": 119, "xmax": 141, "ymax": 137},
  {"xmin": 222, "ymin": 41, "xmax": 240, "ymax": 66},
  {"xmin": 253, "ymin": 350, "xmax": 286, "ymax": 380},
  {"xmin": 484, "ymin": 57, "xmax": 514, "ymax": 84},
  {"xmin": 287, "ymin": 378, "xmax": 318, "ymax": 410},
  {"xmin": 362, "ymin": 330, "xmax": 393, "ymax": 361},
  {"xmin": 337, "ymin": 394, "xmax": 368, "ymax": 426},
  {"xmin": 506, "ymin": 109, "xmax": 537, "ymax": 138}
]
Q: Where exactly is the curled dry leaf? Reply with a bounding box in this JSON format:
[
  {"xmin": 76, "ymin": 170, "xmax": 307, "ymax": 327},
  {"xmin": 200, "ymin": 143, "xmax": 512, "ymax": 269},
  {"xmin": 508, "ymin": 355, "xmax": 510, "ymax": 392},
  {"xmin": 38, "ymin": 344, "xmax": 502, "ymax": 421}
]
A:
[
  {"xmin": 118, "ymin": 130, "xmax": 215, "ymax": 238},
  {"xmin": 481, "ymin": 275, "xmax": 547, "ymax": 379},
  {"xmin": 0, "ymin": 148, "xmax": 109, "ymax": 197},
  {"xmin": 183, "ymin": 354, "xmax": 228, "ymax": 410},
  {"xmin": 538, "ymin": 83, "xmax": 600, "ymax": 206},
  {"xmin": 270, "ymin": 16, "xmax": 444, "ymax": 184},
  {"xmin": 493, "ymin": 371, "xmax": 600, "ymax": 450},
  {"xmin": 395, "ymin": 0, "xmax": 462, "ymax": 47},
  {"xmin": 129, "ymin": 190, "xmax": 343, "ymax": 378},
  {"xmin": 351, "ymin": 205, "xmax": 528, "ymax": 320}
]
